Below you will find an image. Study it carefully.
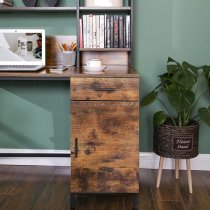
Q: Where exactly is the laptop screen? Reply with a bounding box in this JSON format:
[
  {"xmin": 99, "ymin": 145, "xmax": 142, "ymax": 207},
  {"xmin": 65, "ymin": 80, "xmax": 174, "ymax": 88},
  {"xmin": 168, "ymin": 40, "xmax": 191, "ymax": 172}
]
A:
[{"xmin": 0, "ymin": 29, "xmax": 45, "ymax": 66}]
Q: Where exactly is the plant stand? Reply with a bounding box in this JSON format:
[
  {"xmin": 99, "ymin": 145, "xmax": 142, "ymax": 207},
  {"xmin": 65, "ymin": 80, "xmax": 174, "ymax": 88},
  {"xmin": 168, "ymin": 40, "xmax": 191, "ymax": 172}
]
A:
[
  {"xmin": 153, "ymin": 120, "xmax": 199, "ymax": 194},
  {"xmin": 156, "ymin": 157, "xmax": 193, "ymax": 193}
]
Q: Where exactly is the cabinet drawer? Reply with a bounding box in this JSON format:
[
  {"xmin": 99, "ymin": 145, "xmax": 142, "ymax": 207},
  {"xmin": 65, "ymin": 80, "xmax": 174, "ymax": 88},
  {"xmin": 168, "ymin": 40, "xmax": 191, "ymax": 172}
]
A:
[{"xmin": 70, "ymin": 78, "xmax": 139, "ymax": 101}]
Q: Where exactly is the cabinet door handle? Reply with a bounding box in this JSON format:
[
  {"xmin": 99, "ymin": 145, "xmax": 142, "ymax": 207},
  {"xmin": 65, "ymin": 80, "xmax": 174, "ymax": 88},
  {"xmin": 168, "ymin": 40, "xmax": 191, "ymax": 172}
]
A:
[
  {"xmin": 93, "ymin": 88, "xmax": 116, "ymax": 92},
  {"xmin": 75, "ymin": 138, "xmax": 78, "ymax": 158}
]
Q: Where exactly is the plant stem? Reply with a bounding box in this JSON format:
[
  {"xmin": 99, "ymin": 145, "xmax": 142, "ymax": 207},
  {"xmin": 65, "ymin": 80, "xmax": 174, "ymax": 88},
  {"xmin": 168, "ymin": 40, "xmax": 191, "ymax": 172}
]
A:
[
  {"xmin": 191, "ymin": 115, "xmax": 199, "ymax": 120},
  {"xmin": 157, "ymin": 98, "xmax": 177, "ymax": 126}
]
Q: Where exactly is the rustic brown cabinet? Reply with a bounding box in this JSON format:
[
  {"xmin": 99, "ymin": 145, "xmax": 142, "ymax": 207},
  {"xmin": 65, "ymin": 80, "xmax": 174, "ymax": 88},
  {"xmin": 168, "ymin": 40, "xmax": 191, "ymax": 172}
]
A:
[{"xmin": 70, "ymin": 77, "xmax": 139, "ymax": 195}]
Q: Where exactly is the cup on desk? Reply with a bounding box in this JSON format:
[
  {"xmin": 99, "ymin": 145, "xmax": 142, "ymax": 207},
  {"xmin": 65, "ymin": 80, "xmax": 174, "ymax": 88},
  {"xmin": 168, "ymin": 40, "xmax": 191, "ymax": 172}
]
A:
[
  {"xmin": 62, "ymin": 51, "xmax": 76, "ymax": 67},
  {"xmin": 87, "ymin": 58, "xmax": 102, "ymax": 67}
]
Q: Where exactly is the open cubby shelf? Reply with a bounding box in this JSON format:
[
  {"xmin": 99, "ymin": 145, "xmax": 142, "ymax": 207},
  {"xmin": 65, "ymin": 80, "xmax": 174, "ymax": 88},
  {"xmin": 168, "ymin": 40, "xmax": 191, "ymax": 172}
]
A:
[
  {"xmin": 0, "ymin": 7, "xmax": 77, "ymax": 12},
  {"xmin": 0, "ymin": 0, "xmax": 134, "ymax": 67}
]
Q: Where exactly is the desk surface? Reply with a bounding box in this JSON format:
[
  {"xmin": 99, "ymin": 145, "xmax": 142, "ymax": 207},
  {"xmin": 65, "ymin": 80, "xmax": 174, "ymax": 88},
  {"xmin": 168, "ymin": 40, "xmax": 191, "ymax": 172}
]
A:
[{"xmin": 0, "ymin": 65, "xmax": 139, "ymax": 80}]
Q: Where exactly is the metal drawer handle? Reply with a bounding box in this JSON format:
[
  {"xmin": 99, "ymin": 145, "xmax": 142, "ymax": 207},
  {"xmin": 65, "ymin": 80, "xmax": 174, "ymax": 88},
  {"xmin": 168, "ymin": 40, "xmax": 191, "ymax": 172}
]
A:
[
  {"xmin": 93, "ymin": 88, "xmax": 116, "ymax": 92},
  {"xmin": 75, "ymin": 138, "xmax": 78, "ymax": 158}
]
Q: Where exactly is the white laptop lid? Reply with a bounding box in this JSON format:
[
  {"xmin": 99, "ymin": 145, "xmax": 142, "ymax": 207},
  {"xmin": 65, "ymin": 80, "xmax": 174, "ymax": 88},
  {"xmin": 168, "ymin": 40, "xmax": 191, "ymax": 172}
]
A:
[{"xmin": 0, "ymin": 29, "xmax": 45, "ymax": 66}]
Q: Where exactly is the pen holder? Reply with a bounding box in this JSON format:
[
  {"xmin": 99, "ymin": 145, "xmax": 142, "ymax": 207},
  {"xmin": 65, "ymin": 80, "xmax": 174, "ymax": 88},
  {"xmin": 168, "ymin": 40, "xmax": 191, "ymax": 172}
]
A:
[{"xmin": 62, "ymin": 51, "xmax": 76, "ymax": 67}]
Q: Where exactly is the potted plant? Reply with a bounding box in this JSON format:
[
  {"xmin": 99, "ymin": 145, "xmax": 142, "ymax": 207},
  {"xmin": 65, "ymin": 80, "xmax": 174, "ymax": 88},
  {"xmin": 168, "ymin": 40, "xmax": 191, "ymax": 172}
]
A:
[
  {"xmin": 141, "ymin": 57, "xmax": 210, "ymax": 193},
  {"xmin": 141, "ymin": 57, "xmax": 210, "ymax": 157}
]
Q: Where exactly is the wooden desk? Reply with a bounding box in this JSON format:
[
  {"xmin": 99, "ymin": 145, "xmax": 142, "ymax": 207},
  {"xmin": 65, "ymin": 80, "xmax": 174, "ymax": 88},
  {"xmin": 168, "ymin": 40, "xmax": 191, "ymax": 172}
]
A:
[
  {"xmin": 0, "ymin": 65, "xmax": 139, "ymax": 80},
  {"xmin": 0, "ymin": 65, "xmax": 140, "ymax": 208}
]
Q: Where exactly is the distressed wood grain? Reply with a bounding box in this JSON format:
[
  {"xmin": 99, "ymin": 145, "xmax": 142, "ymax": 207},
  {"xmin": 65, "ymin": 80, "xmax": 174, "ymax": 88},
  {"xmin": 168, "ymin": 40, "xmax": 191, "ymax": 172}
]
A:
[
  {"xmin": 70, "ymin": 101, "xmax": 139, "ymax": 193},
  {"xmin": 70, "ymin": 77, "xmax": 139, "ymax": 101}
]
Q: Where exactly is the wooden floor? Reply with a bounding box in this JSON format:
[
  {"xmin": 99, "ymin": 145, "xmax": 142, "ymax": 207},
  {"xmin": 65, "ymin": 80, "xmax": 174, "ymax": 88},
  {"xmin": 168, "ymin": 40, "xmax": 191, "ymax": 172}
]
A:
[{"xmin": 0, "ymin": 165, "xmax": 210, "ymax": 210}]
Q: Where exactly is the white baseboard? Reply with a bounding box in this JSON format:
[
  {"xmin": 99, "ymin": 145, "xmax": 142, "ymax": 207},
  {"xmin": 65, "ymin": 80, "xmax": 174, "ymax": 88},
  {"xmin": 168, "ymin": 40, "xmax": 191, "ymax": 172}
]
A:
[
  {"xmin": 0, "ymin": 150, "xmax": 210, "ymax": 171},
  {"xmin": 140, "ymin": 152, "xmax": 210, "ymax": 171}
]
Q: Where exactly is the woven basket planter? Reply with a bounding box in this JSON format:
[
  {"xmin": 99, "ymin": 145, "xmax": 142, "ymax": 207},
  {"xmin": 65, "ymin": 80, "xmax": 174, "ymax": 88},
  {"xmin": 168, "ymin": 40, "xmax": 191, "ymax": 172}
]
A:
[{"xmin": 153, "ymin": 120, "xmax": 199, "ymax": 159}]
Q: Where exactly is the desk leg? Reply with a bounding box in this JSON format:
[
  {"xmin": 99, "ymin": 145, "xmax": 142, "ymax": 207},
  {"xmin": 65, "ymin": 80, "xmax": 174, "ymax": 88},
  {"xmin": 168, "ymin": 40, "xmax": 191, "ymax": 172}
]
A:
[
  {"xmin": 70, "ymin": 193, "xmax": 76, "ymax": 210},
  {"xmin": 133, "ymin": 193, "xmax": 139, "ymax": 210}
]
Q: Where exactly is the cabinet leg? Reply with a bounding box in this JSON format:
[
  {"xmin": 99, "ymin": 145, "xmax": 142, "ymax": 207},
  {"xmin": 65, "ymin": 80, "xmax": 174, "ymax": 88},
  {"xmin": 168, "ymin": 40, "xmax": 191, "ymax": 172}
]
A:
[
  {"xmin": 133, "ymin": 193, "xmax": 139, "ymax": 210},
  {"xmin": 175, "ymin": 159, "xmax": 179, "ymax": 179},
  {"xmin": 156, "ymin": 157, "xmax": 164, "ymax": 188},
  {"xmin": 70, "ymin": 193, "xmax": 76, "ymax": 210},
  {"xmin": 186, "ymin": 159, "xmax": 193, "ymax": 194}
]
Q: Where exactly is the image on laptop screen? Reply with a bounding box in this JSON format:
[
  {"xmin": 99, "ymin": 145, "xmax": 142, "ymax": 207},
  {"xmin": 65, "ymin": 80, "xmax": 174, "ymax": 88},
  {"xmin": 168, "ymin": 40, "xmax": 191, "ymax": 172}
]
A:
[{"xmin": 0, "ymin": 29, "xmax": 45, "ymax": 66}]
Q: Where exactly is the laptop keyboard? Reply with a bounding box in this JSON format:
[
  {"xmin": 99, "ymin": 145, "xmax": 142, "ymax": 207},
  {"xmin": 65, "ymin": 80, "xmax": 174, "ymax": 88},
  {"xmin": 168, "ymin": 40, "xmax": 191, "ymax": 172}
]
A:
[{"xmin": 0, "ymin": 65, "xmax": 43, "ymax": 71}]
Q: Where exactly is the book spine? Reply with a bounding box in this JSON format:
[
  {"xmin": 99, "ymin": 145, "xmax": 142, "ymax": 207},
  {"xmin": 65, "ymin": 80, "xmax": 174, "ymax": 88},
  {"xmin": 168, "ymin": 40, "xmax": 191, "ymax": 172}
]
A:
[
  {"xmin": 125, "ymin": 15, "xmax": 131, "ymax": 48},
  {"xmin": 99, "ymin": 15, "xmax": 105, "ymax": 48},
  {"xmin": 92, "ymin": 15, "xmax": 97, "ymax": 48},
  {"xmin": 96, "ymin": 15, "xmax": 100, "ymax": 48},
  {"xmin": 86, "ymin": 14, "xmax": 90, "ymax": 48},
  {"xmin": 106, "ymin": 15, "xmax": 111, "ymax": 48},
  {"xmin": 110, "ymin": 15, "xmax": 114, "ymax": 48},
  {"xmin": 104, "ymin": 14, "xmax": 107, "ymax": 48},
  {"xmin": 82, "ymin": 15, "xmax": 87, "ymax": 48},
  {"xmin": 89, "ymin": 14, "xmax": 93, "ymax": 48},
  {"xmin": 113, "ymin": 15, "xmax": 119, "ymax": 48},
  {"xmin": 79, "ymin": 18, "xmax": 83, "ymax": 48},
  {"xmin": 119, "ymin": 15, "xmax": 124, "ymax": 48}
]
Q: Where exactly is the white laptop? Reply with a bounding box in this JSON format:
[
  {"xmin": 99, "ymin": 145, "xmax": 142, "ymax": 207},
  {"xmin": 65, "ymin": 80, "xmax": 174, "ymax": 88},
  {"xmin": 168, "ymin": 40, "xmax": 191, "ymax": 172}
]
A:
[{"xmin": 0, "ymin": 29, "xmax": 45, "ymax": 71}]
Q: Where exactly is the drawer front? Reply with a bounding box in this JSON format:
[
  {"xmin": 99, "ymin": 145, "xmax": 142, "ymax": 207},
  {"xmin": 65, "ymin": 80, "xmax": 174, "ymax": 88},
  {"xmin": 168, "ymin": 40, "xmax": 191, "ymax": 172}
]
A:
[{"xmin": 70, "ymin": 77, "xmax": 139, "ymax": 101}]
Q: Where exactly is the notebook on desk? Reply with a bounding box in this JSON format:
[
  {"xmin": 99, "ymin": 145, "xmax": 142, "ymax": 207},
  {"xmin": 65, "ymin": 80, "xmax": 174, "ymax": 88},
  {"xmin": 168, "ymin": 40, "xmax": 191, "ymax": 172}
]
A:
[{"xmin": 0, "ymin": 29, "xmax": 45, "ymax": 71}]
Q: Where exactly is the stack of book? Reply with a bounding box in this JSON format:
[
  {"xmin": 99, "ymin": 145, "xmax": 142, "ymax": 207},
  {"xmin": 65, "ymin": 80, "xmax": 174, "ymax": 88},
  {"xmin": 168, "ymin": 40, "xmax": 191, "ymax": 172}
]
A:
[
  {"xmin": 0, "ymin": 0, "xmax": 13, "ymax": 7},
  {"xmin": 80, "ymin": 14, "xmax": 130, "ymax": 49}
]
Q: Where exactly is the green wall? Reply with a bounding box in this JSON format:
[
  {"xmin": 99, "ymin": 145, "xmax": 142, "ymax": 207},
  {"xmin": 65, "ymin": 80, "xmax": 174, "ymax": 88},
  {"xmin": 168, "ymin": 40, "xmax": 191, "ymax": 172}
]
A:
[
  {"xmin": 135, "ymin": 0, "xmax": 210, "ymax": 153},
  {"xmin": 1, "ymin": 0, "xmax": 210, "ymax": 153}
]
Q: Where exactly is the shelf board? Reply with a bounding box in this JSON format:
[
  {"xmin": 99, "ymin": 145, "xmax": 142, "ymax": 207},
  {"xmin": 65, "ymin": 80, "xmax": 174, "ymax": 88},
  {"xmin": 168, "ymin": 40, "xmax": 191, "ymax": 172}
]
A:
[
  {"xmin": 79, "ymin": 6, "xmax": 131, "ymax": 11},
  {"xmin": 79, "ymin": 48, "xmax": 131, "ymax": 52},
  {"xmin": 0, "ymin": 7, "xmax": 76, "ymax": 13}
]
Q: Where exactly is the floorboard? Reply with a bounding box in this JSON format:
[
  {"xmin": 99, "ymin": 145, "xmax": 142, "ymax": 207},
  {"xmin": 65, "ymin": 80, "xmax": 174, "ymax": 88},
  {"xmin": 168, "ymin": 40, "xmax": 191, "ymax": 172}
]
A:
[{"xmin": 0, "ymin": 165, "xmax": 210, "ymax": 210}]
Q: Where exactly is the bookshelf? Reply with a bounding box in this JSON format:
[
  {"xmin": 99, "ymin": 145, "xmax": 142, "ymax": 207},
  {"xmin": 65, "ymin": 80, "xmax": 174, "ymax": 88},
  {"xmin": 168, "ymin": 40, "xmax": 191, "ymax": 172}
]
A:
[
  {"xmin": 77, "ymin": 0, "xmax": 134, "ymax": 67},
  {"xmin": 0, "ymin": 0, "xmax": 134, "ymax": 68}
]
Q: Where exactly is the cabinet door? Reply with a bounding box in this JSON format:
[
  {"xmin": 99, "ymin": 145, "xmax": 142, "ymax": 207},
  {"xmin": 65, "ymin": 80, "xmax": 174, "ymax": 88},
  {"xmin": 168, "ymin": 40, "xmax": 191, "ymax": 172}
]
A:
[{"xmin": 70, "ymin": 101, "xmax": 139, "ymax": 193}]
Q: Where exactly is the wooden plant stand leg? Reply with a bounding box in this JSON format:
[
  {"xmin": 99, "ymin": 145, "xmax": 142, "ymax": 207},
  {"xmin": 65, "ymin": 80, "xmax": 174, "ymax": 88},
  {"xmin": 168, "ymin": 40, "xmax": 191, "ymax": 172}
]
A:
[
  {"xmin": 70, "ymin": 193, "xmax": 76, "ymax": 210},
  {"xmin": 156, "ymin": 157, "xmax": 164, "ymax": 188},
  {"xmin": 186, "ymin": 159, "xmax": 193, "ymax": 194},
  {"xmin": 175, "ymin": 159, "xmax": 179, "ymax": 179},
  {"xmin": 133, "ymin": 193, "xmax": 139, "ymax": 210}
]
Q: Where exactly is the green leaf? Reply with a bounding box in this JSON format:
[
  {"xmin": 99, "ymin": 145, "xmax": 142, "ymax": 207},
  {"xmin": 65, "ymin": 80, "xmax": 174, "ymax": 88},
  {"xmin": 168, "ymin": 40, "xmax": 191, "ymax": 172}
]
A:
[
  {"xmin": 167, "ymin": 57, "xmax": 177, "ymax": 63},
  {"xmin": 208, "ymin": 78, "xmax": 210, "ymax": 93},
  {"xmin": 153, "ymin": 111, "xmax": 167, "ymax": 126},
  {"xmin": 141, "ymin": 91, "xmax": 158, "ymax": 107},
  {"xmin": 201, "ymin": 65, "xmax": 210, "ymax": 80},
  {"xmin": 167, "ymin": 64, "xmax": 178, "ymax": 74},
  {"xmin": 166, "ymin": 89, "xmax": 195, "ymax": 112},
  {"xmin": 198, "ymin": 106, "xmax": 210, "ymax": 127},
  {"xmin": 159, "ymin": 73, "xmax": 172, "ymax": 83},
  {"xmin": 179, "ymin": 62, "xmax": 198, "ymax": 89}
]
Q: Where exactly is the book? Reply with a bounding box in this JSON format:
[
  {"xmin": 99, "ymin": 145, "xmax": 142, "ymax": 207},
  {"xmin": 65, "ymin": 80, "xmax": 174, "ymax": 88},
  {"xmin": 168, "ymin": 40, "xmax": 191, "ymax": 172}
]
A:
[
  {"xmin": 110, "ymin": 15, "xmax": 114, "ymax": 48},
  {"xmin": 79, "ymin": 18, "xmax": 83, "ymax": 48},
  {"xmin": 125, "ymin": 15, "xmax": 131, "ymax": 48},
  {"xmin": 92, "ymin": 15, "xmax": 97, "ymax": 48},
  {"xmin": 113, "ymin": 15, "xmax": 119, "ymax": 48},
  {"xmin": 89, "ymin": 14, "xmax": 93, "ymax": 48},
  {"xmin": 96, "ymin": 15, "xmax": 100, "ymax": 48},
  {"xmin": 104, "ymin": 14, "xmax": 107, "ymax": 48},
  {"xmin": 99, "ymin": 15, "xmax": 105, "ymax": 48},
  {"xmin": 48, "ymin": 66, "xmax": 68, "ymax": 73},
  {"xmin": 106, "ymin": 15, "xmax": 111, "ymax": 48},
  {"xmin": 82, "ymin": 15, "xmax": 87, "ymax": 48},
  {"xmin": 86, "ymin": 14, "xmax": 90, "ymax": 48},
  {"xmin": 119, "ymin": 15, "xmax": 124, "ymax": 48}
]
